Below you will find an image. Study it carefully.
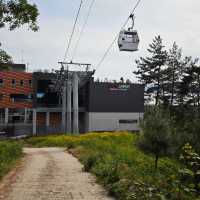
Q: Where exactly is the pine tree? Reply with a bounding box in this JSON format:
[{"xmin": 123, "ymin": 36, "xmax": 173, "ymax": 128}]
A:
[
  {"xmin": 192, "ymin": 64, "xmax": 200, "ymax": 107},
  {"xmin": 139, "ymin": 106, "xmax": 172, "ymax": 169},
  {"xmin": 180, "ymin": 58, "xmax": 200, "ymax": 107},
  {"xmin": 176, "ymin": 57, "xmax": 191, "ymax": 106},
  {"xmin": 164, "ymin": 42, "xmax": 183, "ymax": 106},
  {"xmin": 134, "ymin": 35, "xmax": 167, "ymax": 105},
  {"xmin": 178, "ymin": 57, "xmax": 200, "ymax": 108}
]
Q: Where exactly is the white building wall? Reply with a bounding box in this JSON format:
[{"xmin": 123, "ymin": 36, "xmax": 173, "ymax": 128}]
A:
[{"xmin": 87, "ymin": 112, "xmax": 143, "ymax": 132}]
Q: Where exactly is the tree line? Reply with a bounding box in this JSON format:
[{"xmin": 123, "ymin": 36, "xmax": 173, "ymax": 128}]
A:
[
  {"xmin": 134, "ymin": 35, "xmax": 200, "ymax": 109},
  {"xmin": 135, "ymin": 36, "xmax": 200, "ymax": 177}
]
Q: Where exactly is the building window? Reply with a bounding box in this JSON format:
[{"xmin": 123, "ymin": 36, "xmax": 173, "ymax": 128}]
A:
[
  {"xmin": 0, "ymin": 108, "xmax": 5, "ymax": 124},
  {"xmin": 0, "ymin": 79, "xmax": 3, "ymax": 87},
  {"xmin": 10, "ymin": 94, "xmax": 33, "ymax": 103},
  {"xmin": 20, "ymin": 80, "xmax": 24, "ymax": 86},
  {"xmin": 0, "ymin": 94, "xmax": 3, "ymax": 101},
  {"xmin": 119, "ymin": 119, "xmax": 138, "ymax": 124},
  {"xmin": 11, "ymin": 79, "xmax": 16, "ymax": 87},
  {"xmin": 29, "ymin": 80, "xmax": 32, "ymax": 87}
]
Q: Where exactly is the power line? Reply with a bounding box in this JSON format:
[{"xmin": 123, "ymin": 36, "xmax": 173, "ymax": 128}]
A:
[
  {"xmin": 95, "ymin": 0, "xmax": 142, "ymax": 72},
  {"xmin": 63, "ymin": 0, "xmax": 83, "ymax": 62},
  {"xmin": 71, "ymin": 0, "xmax": 96, "ymax": 61}
]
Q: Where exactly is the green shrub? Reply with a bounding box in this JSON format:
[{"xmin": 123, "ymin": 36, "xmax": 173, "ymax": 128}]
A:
[
  {"xmin": 92, "ymin": 155, "xmax": 120, "ymax": 185},
  {"xmin": 0, "ymin": 141, "xmax": 22, "ymax": 179},
  {"xmin": 81, "ymin": 151, "xmax": 101, "ymax": 172},
  {"xmin": 179, "ymin": 143, "xmax": 200, "ymax": 195}
]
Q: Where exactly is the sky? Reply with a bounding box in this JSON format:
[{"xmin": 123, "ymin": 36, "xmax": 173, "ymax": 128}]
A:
[{"xmin": 1, "ymin": 0, "xmax": 200, "ymax": 81}]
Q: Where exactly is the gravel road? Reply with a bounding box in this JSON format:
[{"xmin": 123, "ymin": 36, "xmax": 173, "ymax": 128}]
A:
[{"xmin": 2, "ymin": 148, "xmax": 114, "ymax": 200}]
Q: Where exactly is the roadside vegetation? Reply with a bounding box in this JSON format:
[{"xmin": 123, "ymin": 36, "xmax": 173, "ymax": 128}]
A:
[
  {"xmin": 24, "ymin": 132, "xmax": 198, "ymax": 200},
  {"xmin": 0, "ymin": 141, "xmax": 22, "ymax": 179}
]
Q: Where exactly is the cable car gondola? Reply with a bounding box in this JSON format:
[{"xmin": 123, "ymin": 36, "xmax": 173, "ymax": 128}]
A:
[{"xmin": 118, "ymin": 15, "xmax": 139, "ymax": 52}]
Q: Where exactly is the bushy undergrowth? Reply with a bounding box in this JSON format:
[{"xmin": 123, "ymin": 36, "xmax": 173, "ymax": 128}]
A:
[
  {"xmin": 0, "ymin": 141, "xmax": 22, "ymax": 179},
  {"xmin": 25, "ymin": 132, "xmax": 197, "ymax": 199}
]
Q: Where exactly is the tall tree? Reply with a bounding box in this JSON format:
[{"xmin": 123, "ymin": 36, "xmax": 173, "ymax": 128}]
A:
[
  {"xmin": 0, "ymin": 43, "xmax": 12, "ymax": 63},
  {"xmin": 192, "ymin": 63, "xmax": 200, "ymax": 107},
  {"xmin": 0, "ymin": 0, "xmax": 39, "ymax": 31},
  {"xmin": 134, "ymin": 35, "xmax": 167, "ymax": 105},
  {"xmin": 180, "ymin": 58, "xmax": 200, "ymax": 107},
  {"xmin": 175, "ymin": 56, "xmax": 191, "ymax": 106},
  {"xmin": 0, "ymin": 43, "xmax": 12, "ymax": 70},
  {"xmin": 164, "ymin": 42, "xmax": 183, "ymax": 106}
]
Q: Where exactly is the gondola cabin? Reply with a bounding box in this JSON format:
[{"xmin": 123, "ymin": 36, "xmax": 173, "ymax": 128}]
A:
[{"xmin": 118, "ymin": 29, "xmax": 139, "ymax": 52}]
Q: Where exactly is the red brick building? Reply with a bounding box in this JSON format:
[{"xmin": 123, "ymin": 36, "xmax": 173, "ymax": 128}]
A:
[
  {"xmin": 0, "ymin": 71, "xmax": 33, "ymax": 109},
  {"xmin": 0, "ymin": 64, "xmax": 33, "ymax": 132}
]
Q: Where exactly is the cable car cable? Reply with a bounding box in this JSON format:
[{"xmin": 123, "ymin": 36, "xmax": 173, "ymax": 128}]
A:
[
  {"xmin": 71, "ymin": 0, "xmax": 96, "ymax": 61},
  {"xmin": 54, "ymin": 0, "xmax": 83, "ymax": 90},
  {"xmin": 95, "ymin": 0, "xmax": 142, "ymax": 72},
  {"xmin": 63, "ymin": 0, "xmax": 83, "ymax": 62}
]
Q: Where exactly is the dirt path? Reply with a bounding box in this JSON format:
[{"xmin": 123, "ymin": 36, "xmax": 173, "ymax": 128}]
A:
[{"xmin": 1, "ymin": 148, "xmax": 114, "ymax": 200}]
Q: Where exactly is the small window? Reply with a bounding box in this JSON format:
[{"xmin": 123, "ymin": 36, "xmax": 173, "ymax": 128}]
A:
[
  {"xmin": 11, "ymin": 79, "xmax": 16, "ymax": 87},
  {"xmin": 0, "ymin": 94, "xmax": 3, "ymax": 101},
  {"xmin": 20, "ymin": 80, "xmax": 24, "ymax": 86},
  {"xmin": 29, "ymin": 80, "xmax": 32, "ymax": 87},
  {"xmin": 119, "ymin": 120, "xmax": 138, "ymax": 124},
  {"xmin": 10, "ymin": 94, "xmax": 33, "ymax": 103},
  {"xmin": 124, "ymin": 31, "xmax": 137, "ymax": 36},
  {"xmin": 0, "ymin": 79, "xmax": 3, "ymax": 87}
]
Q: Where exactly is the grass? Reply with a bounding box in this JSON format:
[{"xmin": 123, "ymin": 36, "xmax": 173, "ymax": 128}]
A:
[
  {"xmin": 0, "ymin": 140, "xmax": 22, "ymax": 179},
  {"xmin": 24, "ymin": 132, "xmax": 195, "ymax": 200}
]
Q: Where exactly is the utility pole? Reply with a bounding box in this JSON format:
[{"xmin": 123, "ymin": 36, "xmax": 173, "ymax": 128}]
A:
[
  {"xmin": 73, "ymin": 72, "xmax": 79, "ymax": 134},
  {"xmin": 33, "ymin": 109, "xmax": 37, "ymax": 135},
  {"xmin": 5, "ymin": 108, "xmax": 9, "ymax": 124},
  {"xmin": 62, "ymin": 80, "xmax": 67, "ymax": 132},
  {"xmin": 67, "ymin": 79, "xmax": 72, "ymax": 133}
]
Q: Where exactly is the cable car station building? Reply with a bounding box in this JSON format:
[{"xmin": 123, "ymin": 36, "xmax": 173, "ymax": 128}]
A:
[{"xmin": 32, "ymin": 71, "xmax": 144, "ymax": 135}]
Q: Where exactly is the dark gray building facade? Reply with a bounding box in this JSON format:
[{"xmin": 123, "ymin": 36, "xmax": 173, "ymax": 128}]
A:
[
  {"xmin": 86, "ymin": 81, "xmax": 144, "ymax": 132},
  {"xmin": 32, "ymin": 72, "xmax": 144, "ymax": 134}
]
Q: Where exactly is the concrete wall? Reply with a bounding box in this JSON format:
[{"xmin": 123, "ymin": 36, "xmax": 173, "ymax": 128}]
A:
[
  {"xmin": 87, "ymin": 112, "xmax": 143, "ymax": 132},
  {"xmin": 36, "ymin": 125, "xmax": 63, "ymax": 135}
]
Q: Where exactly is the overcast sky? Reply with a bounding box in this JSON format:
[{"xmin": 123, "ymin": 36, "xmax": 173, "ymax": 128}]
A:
[{"xmin": 1, "ymin": 0, "xmax": 200, "ymax": 81}]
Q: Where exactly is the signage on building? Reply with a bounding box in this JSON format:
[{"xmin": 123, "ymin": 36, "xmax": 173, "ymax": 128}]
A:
[{"xmin": 109, "ymin": 84, "xmax": 130, "ymax": 91}]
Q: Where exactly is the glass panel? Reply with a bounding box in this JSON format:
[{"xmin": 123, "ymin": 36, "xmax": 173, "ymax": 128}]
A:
[
  {"xmin": 119, "ymin": 119, "xmax": 138, "ymax": 124},
  {"xmin": 0, "ymin": 79, "xmax": 3, "ymax": 87}
]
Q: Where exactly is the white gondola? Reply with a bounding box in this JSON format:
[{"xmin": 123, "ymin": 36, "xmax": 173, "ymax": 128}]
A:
[{"xmin": 118, "ymin": 15, "xmax": 140, "ymax": 52}]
